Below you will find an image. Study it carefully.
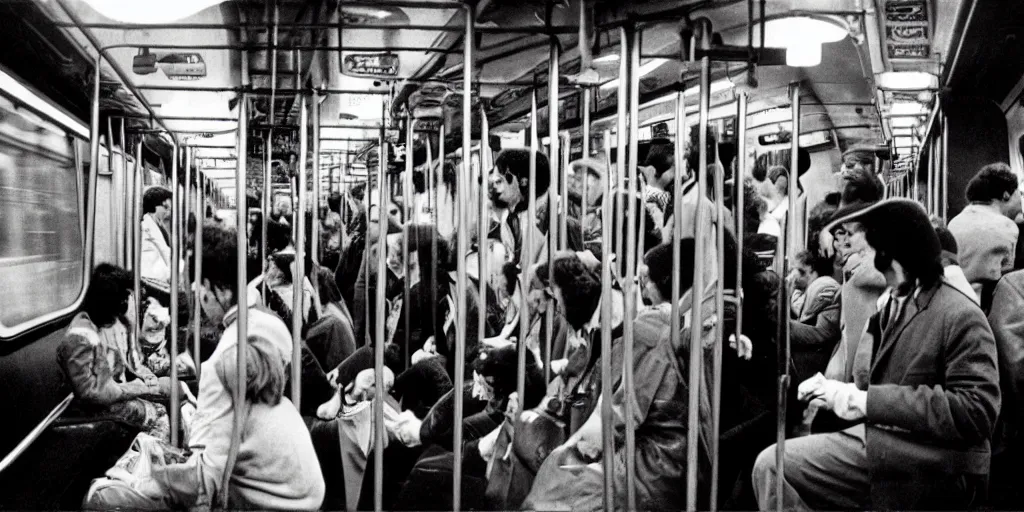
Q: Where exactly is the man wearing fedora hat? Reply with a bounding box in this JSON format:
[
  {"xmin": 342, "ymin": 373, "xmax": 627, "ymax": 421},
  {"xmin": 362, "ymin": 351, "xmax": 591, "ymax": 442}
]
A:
[{"xmin": 752, "ymin": 198, "xmax": 1001, "ymax": 510}]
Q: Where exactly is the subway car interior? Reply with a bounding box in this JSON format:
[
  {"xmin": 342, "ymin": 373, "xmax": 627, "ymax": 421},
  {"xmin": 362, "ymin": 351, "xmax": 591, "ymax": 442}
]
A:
[{"xmin": 1, "ymin": 0, "xmax": 1024, "ymax": 510}]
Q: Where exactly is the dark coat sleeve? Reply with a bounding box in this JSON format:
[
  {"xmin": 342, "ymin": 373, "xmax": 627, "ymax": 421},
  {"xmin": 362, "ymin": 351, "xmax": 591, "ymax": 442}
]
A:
[
  {"xmin": 988, "ymin": 275, "xmax": 1024, "ymax": 450},
  {"xmin": 867, "ymin": 305, "xmax": 1001, "ymax": 445}
]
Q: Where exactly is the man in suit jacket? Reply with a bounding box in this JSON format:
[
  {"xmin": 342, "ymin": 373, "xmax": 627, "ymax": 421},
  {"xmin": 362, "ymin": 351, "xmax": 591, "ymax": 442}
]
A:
[
  {"xmin": 141, "ymin": 186, "xmax": 174, "ymax": 284},
  {"xmin": 752, "ymin": 198, "xmax": 1001, "ymax": 510}
]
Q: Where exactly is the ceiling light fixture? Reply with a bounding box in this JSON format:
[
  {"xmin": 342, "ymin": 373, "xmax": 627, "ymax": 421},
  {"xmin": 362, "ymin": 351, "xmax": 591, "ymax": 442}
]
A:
[
  {"xmin": 876, "ymin": 71, "xmax": 939, "ymax": 91},
  {"xmin": 756, "ymin": 16, "xmax": 849, "ymax": 68},
  {"xmin": 889, "ymin": 101, "xmax": 928, "ymax": 116},
  {"xmin": 80, "ymin": 0, "xmax": 227, "ymax": 24}
]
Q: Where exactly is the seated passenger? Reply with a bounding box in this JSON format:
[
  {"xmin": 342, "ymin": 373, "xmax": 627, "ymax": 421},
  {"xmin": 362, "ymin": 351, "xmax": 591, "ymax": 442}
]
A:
[
  {"xmin": 522, "ymin": 240, "xmax": 711, "ymax": 511},
  {"xmin": 57, "ymin": 263, "xmax": 171, "ymax": 439},
  {"xmin": 790, "ymin": 250, "xmax": 839, "ymax": 324},
  {"xmin": 86, "ymin": 225, "xmax": 325, "ymax": 510},
  {"xmin": 753, "ymin": 199, "xmax": 1001, "ymax": 510}
]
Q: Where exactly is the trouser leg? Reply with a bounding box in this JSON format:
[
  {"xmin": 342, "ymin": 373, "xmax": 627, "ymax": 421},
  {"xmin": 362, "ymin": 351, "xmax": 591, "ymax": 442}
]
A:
[{"xmin": 752, "ymin": 424, "xmax": 870, "ymax": 511}]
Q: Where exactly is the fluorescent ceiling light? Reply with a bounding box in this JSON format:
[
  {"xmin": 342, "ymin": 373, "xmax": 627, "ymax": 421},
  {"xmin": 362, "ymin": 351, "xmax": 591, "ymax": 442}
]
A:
[
  {"xmin": 600, "ymin": 59, "xmax": 668, "ymax": 90},
  {"xmin": 81, "ymin": 0, "xmax": 228, "ymax": 24},
  {"xmin": 890, "ymin": 117, "xmax": 920, "ymax": 128},
  {"xmin": 876, "ymin": 71, "xmax": 939, "ymax": 91},
  {"xmin": 893, "ymin": 136, "xmax": 916, "ymax": 147},
  {"xmin": 891, "ymin": 127, "xmax": 915, "ymax": 137},
  {"xmin": 890, "ymin": 102, "xmax": 928, "ymax": 116}
]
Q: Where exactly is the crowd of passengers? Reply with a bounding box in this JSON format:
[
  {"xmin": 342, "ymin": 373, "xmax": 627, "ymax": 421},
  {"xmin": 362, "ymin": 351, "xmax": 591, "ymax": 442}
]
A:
[{"xmin": 59, "ymin": 128, "xmax": 1024, "ymax": 511}]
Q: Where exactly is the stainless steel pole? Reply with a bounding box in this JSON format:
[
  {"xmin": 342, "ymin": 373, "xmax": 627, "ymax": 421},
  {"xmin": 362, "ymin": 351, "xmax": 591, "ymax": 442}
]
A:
[
  {"xmin": 478, "ymin": 106, "xmax": 489, "ymax": 351},
  {"xmin": 404, "ymin": 115, "xmax": 414, "ymax": 367},
  {"xmin": 615, "ymin": 28, "xmax": 628, "ymax": 273},
  {"xmin": 312, "ymin": 90, "xmax": 321, "ymax": 265},
  {"xmin": 263, "ymin": 134, "xmax": 271, "ymax": 299},
  {"xmin": 134, "ymin": 139, "xmax": 143, "ymax": 372},
  {"xmin": 941, "ymin": 113, "xmax": 948, "ymax": 222},
  {"xmin": 686, "ymin": 29, "xmax": 711, "ymax": 511},
  {"xmin": 193, "ymin": 154, "xmax": 205, "ymax": 382},
  {"xmin": 581, "ymin": 87, "xmax": 591, "ymax": 243},
  {"xmin": 775, "ymin": 82, "xmax": 800, "ymax": 512},
  {"xmin": 517, "ymin": 90, "xmax": 539, "ymax": 413},
  {"xmin": 373, "ymin": 101, "xmax": 389, "ymax": 512},
  {"xmin": 709, "ymin": 99, "xmax": 727, "ymax": 512},
  {"xmin": 544, "ymin": 38, "xmax": 559, "ymax": 381},
  {"xmin": 453, "ymin": 6, "xmax": 473, "ymax": 510},
  {"xmin": 170, "ymin": 142, "xmax": 180, "ymax": 447},
  {"xmin": 292, "ymin": 94, "xmax": 308, "ymax": 407},
  {"xmin": 671, "ymin": 86, "xmax": 686, "ymax": 512},
  {"xmin": 599, "ymin": 129, "xmax": 615, "ymax": 512},
  {"xmin": 623, "ymin": 24, "xmax": 639, "ymax": 512}
]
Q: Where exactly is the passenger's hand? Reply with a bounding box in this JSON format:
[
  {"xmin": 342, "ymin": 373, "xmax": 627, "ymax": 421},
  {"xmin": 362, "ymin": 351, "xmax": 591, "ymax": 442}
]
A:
[
  {"xmin": 505, "ymin": 392, "xmax": 520, "ymax": 420},
  {"xmin": 394, "ymin": 413, "xmax": 423, "ymax": 447},
  {"xmin": 797, "ymin": 373, "xmax": 866, "ymax": 421},
  {"xmin": 347, "ymin": 367, "xmax": 395, "ymax": 402},
  {"xmin": 729, "ymin": 334, "xmax": 753, "ymax": 360},
  {"xmin": 478, "ymin": 426, "xmax": 501, "ymax": 461},
  {"xmin": 317, "ymin": 392, "xmax": 343, "ymax": 420},
  {"xmin": 325, "ymin": 367, "xmax": 340, "ymax": 389},
  {"xmin": 818, "ymin": 230, "xmax": 835, "ymax": 258},
  {"xmin": 412, "ymin": 337, "xmax": 438, "ymax": 365}
]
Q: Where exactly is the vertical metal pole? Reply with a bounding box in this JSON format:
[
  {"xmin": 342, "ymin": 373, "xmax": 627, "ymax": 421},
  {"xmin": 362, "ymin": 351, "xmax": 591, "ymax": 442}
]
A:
[
  {"xmin": 581, "ymin": 87, "xmax": 591, "ymax": 243},
  {"xmin": 615, "ymin": 28, "xmax": 628, "ymax": 272},
  {"xmin": 732, "ymin": 92, "xmax": 746, "ymax": 401},
  {"xmin": 222, "ymin": 91, "xmax": 249, "ymax": 509},
  {"xmin": 119, "ymin": 118, "xmax": 129, "ymax": 266},
  {"xmin": 709, "ymin": 102, "xmax": 727, "ymax": 512},
  {"xmin": 775, "ymin": 82, "xmax": 800, "ymax": 512},
  {"xmin": 479, "ymin": 106, "xmax": 489, "ymax": 350},
  {"xmin": 686, "ymin": 35, "xmax": 711, "ymax": 512},
  {"xmin": 293, "ymin": 94, "xmax": 308, "ymax": 408},
  {"xmin": 599, "ymin": 129, "xmax": 615, "ymax": 512},
  {"xmin": 373, "ymin": 101, "xmax": 389, "ymax": 512},
  {"xmin": 431, "ymin": 125, "xmax": 441, "ymax": 342},
  {"xmin": 169, "ymin": 142, "xmax": 180, "ymax": 448},
  {"xmin": 312, "ymin": 91, "xmax": 321, "ymax": 265},
  {"xmin": 184, "ymin": 145, "xmax": 192, "ymax": 304},
  {"xmin": 453, "ymin": 7, "xmax": 473, "ymax": 510},
  {"xmin": 133, "ymin": 140, "xmax": 143, "ymax": 369},
  {"xmin": 193, "ymin": 159, "xmax": 204, "ymax": 381},
  {"xmin": 263, "ymin": 134, "xmax": 272, "ymax": 299},
  {"xmin": 517, "ymin": 90, "xmax": 539, "ymax": 414},
  {"xmin": 559, "ymin": 131, "xmax": 569, "ymax": 250},
  {"xmin": 623, "ymin": 24, "xmax": 640, "ymax": 512},
  {"xmin": 404, "ymin": 115, "xmax": 414, "ymax": 368},
  {"xmin": 545, "ymin": 38, "xmax": 559, "ymax": 379},
  {"xmin": 86, "ymin": 51, "xmax": 100, "ymax": 290},
  {"xmin": 941, "ymin": 113, "xmax": 948, "ymax": 222},
  {"xmin": 107, "ymin": 118, "xmax": 119, "ymax": 265},
  {"xmin": 670, "ymin": 90, "xmax": 685, "ymax": 511}
]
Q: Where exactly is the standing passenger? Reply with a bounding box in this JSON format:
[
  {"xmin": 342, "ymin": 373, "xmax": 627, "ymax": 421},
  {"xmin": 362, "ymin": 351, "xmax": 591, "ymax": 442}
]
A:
[
  {"xmin": 140, "ymin": 186, "xmax": 174, "ymax": 285},
  {"xmin": 947, "ymin": 162, "xmax": 1021, "ymax": 309},
  {"xmin": 487, "ymin": 148, "xmax": 551, "ymax": 268},
  {"xmin": 752, "ymin": 198, "xmax": 1001, "ymax": 510}
]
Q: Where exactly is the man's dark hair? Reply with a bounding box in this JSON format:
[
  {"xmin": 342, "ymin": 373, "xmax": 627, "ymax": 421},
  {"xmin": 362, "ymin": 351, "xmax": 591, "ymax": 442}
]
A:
[
  {"xmin": 965, "ymin": 162, "xmax": 1017, "ymax": 203},
  {"xmin": 796, "ymin": 249, "xmax": 834, "ymax": 278},
  {"xmin": 143, "ymin": 186, "xmax": 173, "ymax": 215},
  {"xmin": 266, "ymin": 219, "xmax": 291, "ymax": 254},
  {"xmin": 328, "ymin": 192, "xmax": 343, "ymax": 214},
  {"xmin": 350, "ymin": 183, "xmax": 367, "ymax": 201},
  {"xmin": 935, "ymin": 226, "xmax": 959, "ymax": 255},
  {"xmin": 644, "ymin": 139, "xmax": 675, "ymax": 177},
  {"xmin": 685, "ymin": 124, "xmax": 717, "ymax": 176},
  {"xmin": 537, "ymin": 255, "xmax": 601, "ymax": 331},
  {"xmin": 644, "ymin": 239, "xmax": 696, "ymax": 301},
  {"xmin": 83, "ymin": 263, "xmax": 134, "ymax": 327},
  {"xmin": 201, "ymin": 225, "xmax": 239, "ymax": 295},
  {"xmin": 494, "ymin": 148, "xmax": 551, "ymax": 199}
]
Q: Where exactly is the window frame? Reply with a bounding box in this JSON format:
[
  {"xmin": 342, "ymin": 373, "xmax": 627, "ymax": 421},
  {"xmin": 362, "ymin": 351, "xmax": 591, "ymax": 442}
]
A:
[{"xmin": 0, "ymin": 65, "xmax": 90, "ymax": 341}]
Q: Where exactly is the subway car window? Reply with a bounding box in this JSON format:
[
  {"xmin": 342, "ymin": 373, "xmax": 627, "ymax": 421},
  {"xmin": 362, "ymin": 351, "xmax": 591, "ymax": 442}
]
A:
[{"xmin": 0, "ymin": 94, "xmax": 83, "ymax": 332}]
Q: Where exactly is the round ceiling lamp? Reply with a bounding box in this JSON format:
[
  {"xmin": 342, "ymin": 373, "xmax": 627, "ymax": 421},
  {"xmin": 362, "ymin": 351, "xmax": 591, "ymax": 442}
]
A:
[
  {"xmin": 80, "ymin": 0, "xmax": 228, "ymax": 24},
  {"xmin": 758, "ymin": 16, "xmax": 850, "ymax": 67}
]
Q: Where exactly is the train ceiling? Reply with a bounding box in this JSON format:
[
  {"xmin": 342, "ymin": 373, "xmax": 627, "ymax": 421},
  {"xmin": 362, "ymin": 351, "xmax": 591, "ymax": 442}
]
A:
[{"xmin": 18, "ymin": 0, "xmax": 971, "ymax": 182}]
